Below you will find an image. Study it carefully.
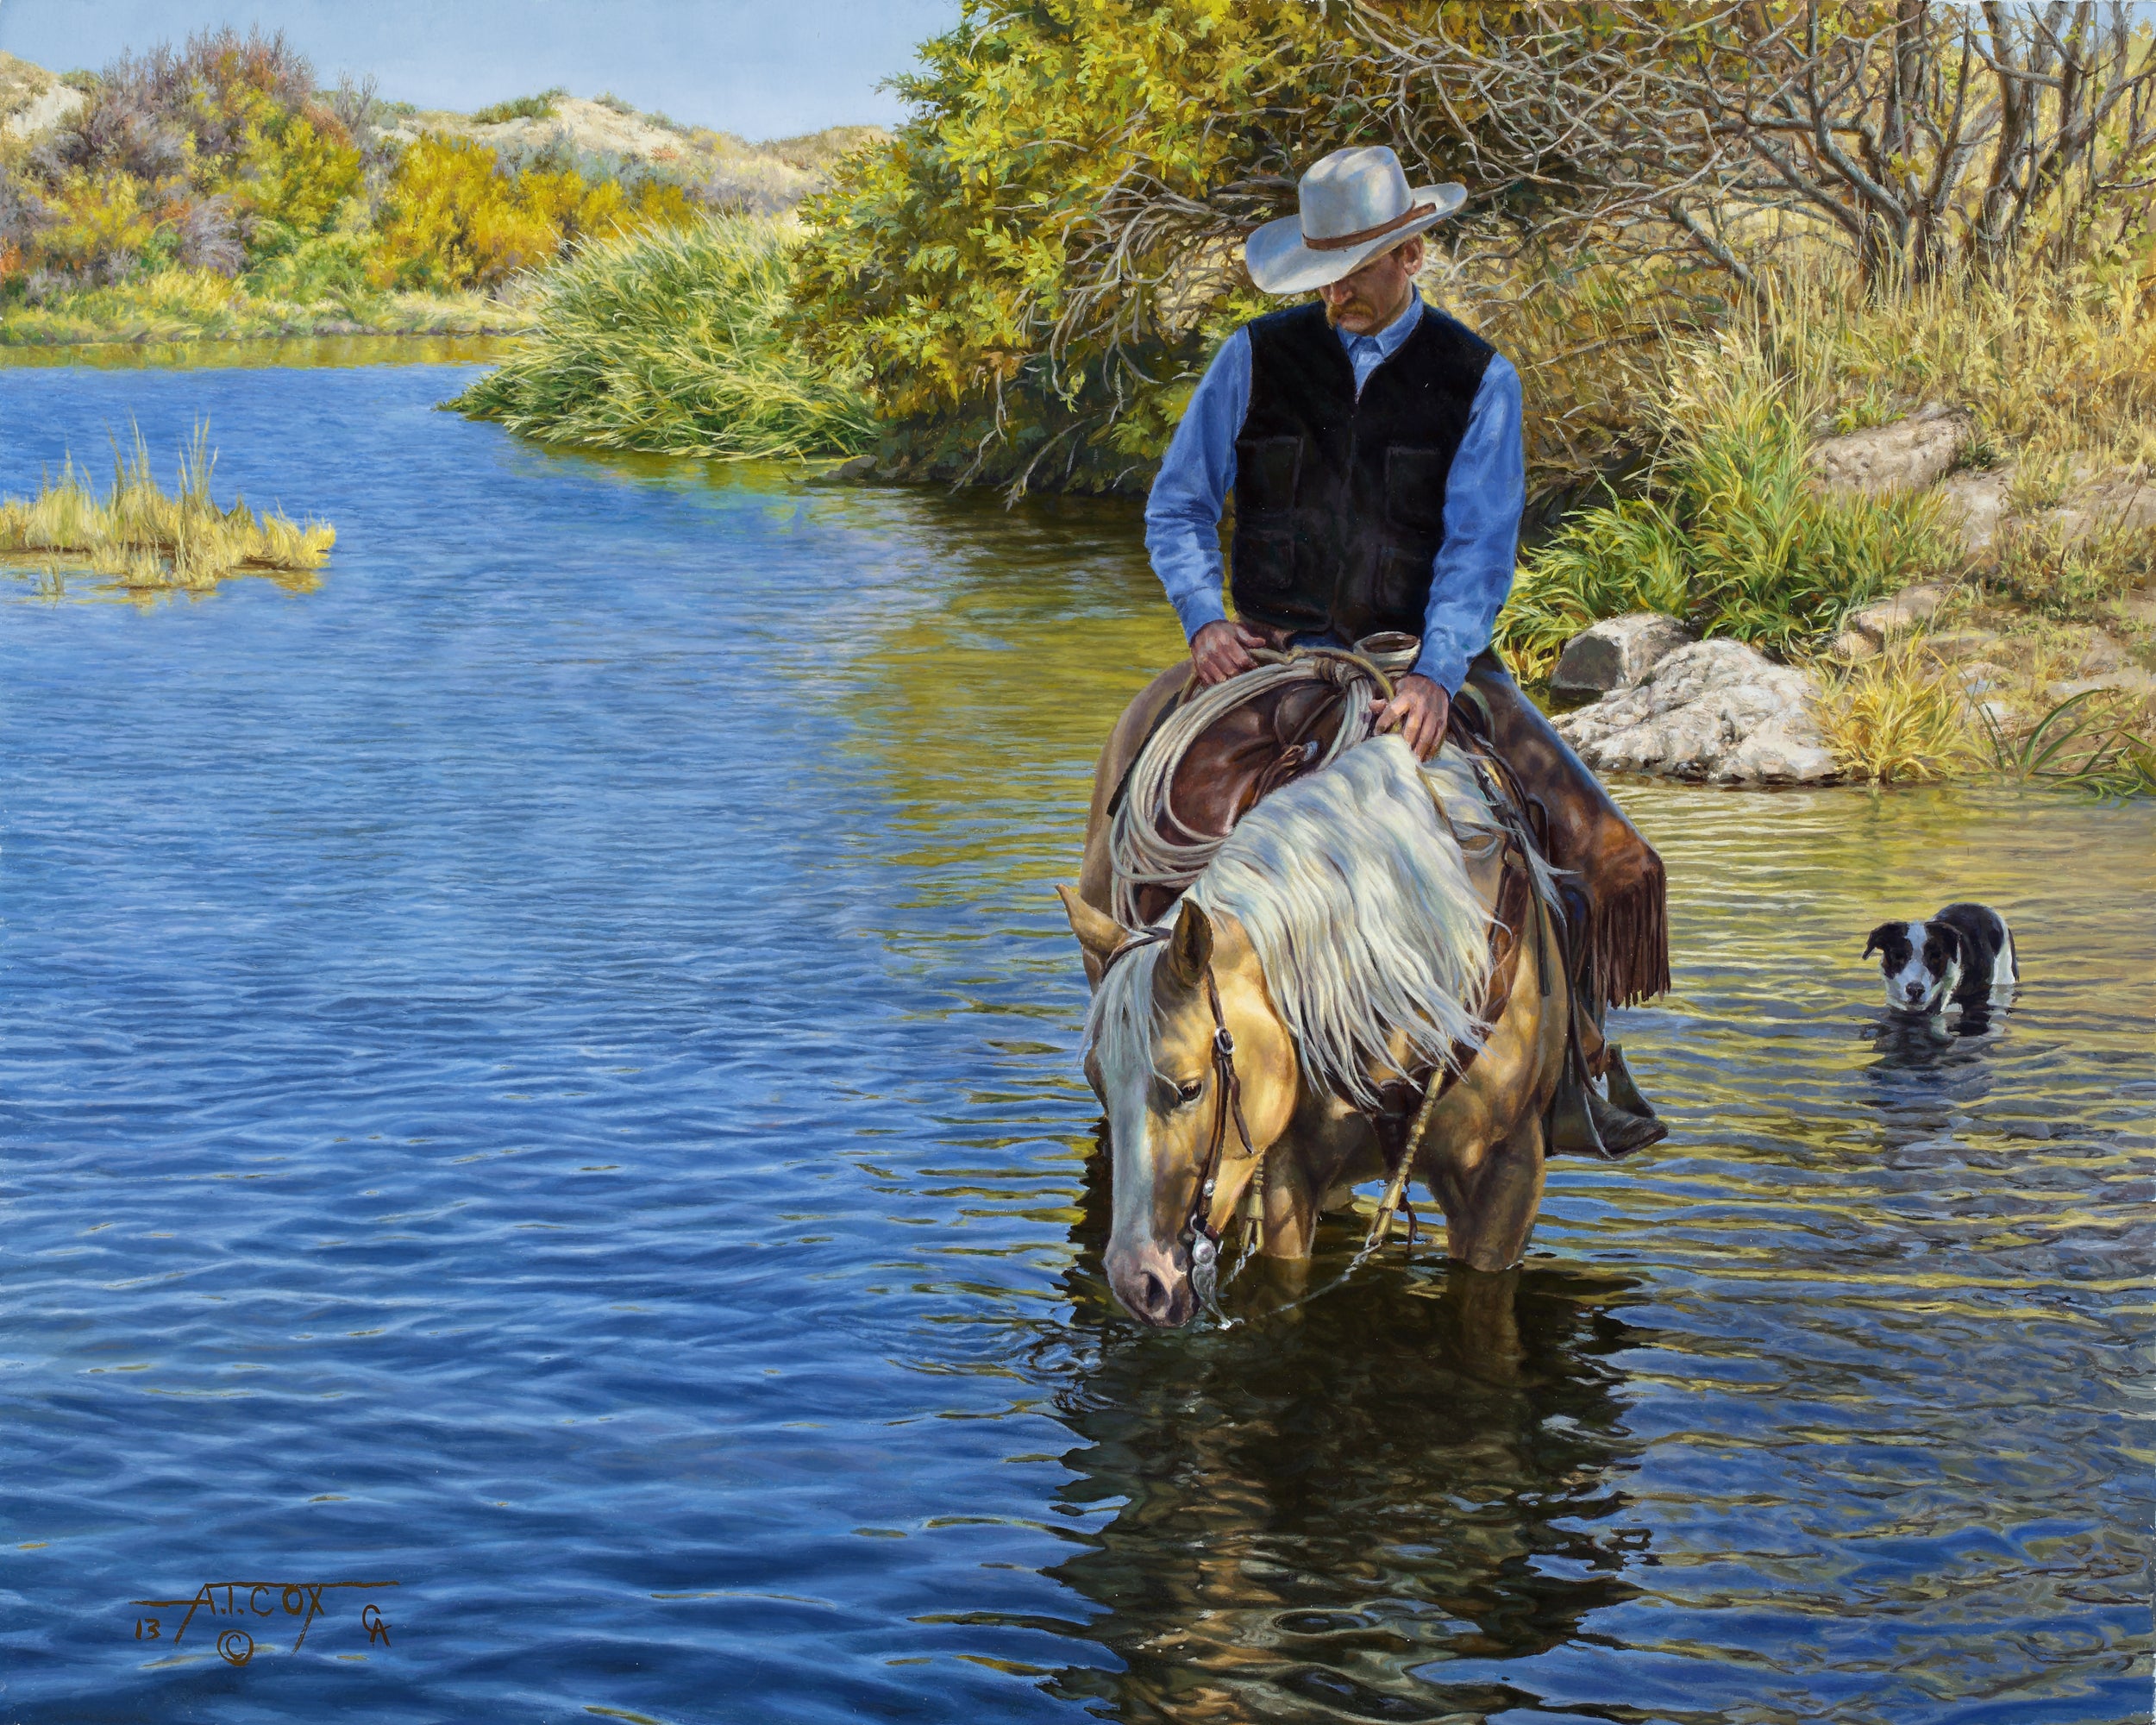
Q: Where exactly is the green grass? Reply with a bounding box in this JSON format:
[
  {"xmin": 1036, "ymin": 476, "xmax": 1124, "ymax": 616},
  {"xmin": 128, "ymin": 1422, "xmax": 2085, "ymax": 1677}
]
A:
[
  {"xmin": 471, "ymin": 87, "xmax": 567, "ymax": 125},
  {"xmin": 0, "ymin": 267, "xmax": 530, "ymax": 347},
  {"xmin": 1981, "ymin": 688, "xmax": 2156, "ymax": 797},
  {"xmin": 448, "ymin": 216, "xmax": 875, "ymax": 460},
  {"xmin": 1496, "ymin": 332, "xmax": 1960, "ymax": 681},
  {"xmin": 0, "ymin": 423, "xmax": 333, "ymax": 594}
]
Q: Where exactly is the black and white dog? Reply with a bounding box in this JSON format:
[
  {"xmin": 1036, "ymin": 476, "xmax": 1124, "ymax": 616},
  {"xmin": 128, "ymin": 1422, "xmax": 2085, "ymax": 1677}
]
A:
[{"xmin": 1864, "ymin": 902, "xmax": 2020, "ymax": 1016}]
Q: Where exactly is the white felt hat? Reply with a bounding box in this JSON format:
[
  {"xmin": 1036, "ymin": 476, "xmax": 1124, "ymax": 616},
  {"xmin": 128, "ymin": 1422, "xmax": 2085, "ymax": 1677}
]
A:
[{"xmin": 1244, "ymin": 146, "xmax": 1466, "ymax": 296}]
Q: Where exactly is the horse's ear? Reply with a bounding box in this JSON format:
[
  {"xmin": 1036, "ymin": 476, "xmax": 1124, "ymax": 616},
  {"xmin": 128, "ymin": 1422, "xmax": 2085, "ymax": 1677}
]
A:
[
  {"xmin": 1056, "ymin": 884, "xmax": 1125, "ymax": 967},
  {"xmin": 1164, "ymin": 897, "xmax": 1213, "ymax": 989}
]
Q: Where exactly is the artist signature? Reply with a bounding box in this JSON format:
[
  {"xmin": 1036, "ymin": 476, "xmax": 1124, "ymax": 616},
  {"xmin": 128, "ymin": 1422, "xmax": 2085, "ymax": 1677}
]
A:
[{"xmin": 128, "ymin": 1579, "xmax": 398, "ymax": 1665}]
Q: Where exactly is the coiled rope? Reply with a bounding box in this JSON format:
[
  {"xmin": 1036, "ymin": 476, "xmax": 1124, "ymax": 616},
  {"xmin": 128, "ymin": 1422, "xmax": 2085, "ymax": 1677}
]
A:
[{"xmin": 1107, "ymin": 643, "xmax": 1410, "ymax": 928}]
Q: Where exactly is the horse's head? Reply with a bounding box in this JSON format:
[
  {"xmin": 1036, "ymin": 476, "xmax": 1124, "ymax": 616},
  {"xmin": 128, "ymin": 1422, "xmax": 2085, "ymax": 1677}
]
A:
[{"xmin": 1061, "ymin": 888, "xmax": 1300, "ymax": 1327}]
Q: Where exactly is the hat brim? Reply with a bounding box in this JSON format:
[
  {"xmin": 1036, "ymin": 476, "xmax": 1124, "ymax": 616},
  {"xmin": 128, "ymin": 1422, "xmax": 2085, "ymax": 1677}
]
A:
[{"xmin": 1244, "ymin": 184, "xmax": 1467, "ymax": 296}]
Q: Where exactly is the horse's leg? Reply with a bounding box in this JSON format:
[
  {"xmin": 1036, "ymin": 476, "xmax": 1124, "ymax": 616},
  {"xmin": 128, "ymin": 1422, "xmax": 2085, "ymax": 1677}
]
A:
[
  {"xmin": 1421, "ymin": 897, "xmax": 1569, "ymax": 1272},
  {"xmin": 1426, "ymin": 1117, "xmax": 1548, "ymax": 1273},
  {"xmin": 1257, "ymin": 1095, "xmax": 1372, "ymax": 1263}
]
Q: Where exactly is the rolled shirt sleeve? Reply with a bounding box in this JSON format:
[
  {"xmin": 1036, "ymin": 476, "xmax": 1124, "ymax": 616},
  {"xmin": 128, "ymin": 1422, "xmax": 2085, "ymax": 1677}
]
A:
[
  {"xmin": 1143, "ymin": 328, "xmax": 1250, "ymax": 642},
  {"xmin": 1413, "ymin": 353, "xmax": 1525, "ymax": 693}
]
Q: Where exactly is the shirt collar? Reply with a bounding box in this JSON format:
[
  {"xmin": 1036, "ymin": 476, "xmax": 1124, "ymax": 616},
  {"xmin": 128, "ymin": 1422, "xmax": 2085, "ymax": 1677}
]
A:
[{"xmin": 1336, "ymin": 289, "xmax": 1423, "ymax": 357}]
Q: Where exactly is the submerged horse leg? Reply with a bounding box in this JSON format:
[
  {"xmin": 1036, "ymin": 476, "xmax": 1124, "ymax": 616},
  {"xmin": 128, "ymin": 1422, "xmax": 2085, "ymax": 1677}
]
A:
[
  {"xmin": 1419, "ymin": 895, "xmax": 1569, "ymax": 1272},
  {"xmin": 1425, "ymin": 1119, "xmax": 1548, "ymax": 1273}
]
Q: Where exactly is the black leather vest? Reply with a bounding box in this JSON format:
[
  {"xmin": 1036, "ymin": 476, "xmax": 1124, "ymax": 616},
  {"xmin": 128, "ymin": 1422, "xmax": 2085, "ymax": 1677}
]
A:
[{"xmin": 1229, "ymin": 299, "xmax": 1495, "ymax": 643}]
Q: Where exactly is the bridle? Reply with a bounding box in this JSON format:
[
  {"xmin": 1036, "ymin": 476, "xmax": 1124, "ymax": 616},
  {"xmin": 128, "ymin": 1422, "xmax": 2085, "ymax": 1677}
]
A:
[{"xmin": 1100, "ymin": 926, "xmax": 1259, "ymax": 1274}]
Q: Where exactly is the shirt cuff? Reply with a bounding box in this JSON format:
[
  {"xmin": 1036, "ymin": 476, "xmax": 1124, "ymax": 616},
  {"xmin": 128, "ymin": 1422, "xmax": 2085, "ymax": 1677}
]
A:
[
  {"xmin": 1171, "ymin": 586, "xmax": 1228, "ymax": 642},
  {"xmin": 1410, "ymin": 638, "xmax": 1471, "ymax": 694}
]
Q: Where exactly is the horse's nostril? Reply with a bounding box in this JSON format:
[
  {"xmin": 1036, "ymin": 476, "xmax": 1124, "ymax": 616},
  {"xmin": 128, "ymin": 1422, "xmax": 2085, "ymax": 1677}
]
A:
[{"xmin": 1140, "ymin": 1271, "xmax": 1170, "ymax": 1320}]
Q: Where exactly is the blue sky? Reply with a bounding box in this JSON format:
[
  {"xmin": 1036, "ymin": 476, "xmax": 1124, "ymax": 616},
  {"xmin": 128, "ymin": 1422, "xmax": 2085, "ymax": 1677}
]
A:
[{"xmin": 0, "ymin": 1, "xmax": 962, "ymax": 139}]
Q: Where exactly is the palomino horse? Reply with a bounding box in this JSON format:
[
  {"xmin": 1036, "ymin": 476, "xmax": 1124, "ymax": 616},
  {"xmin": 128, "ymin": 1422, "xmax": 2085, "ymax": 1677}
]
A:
[{"xmin": 1058, "ymin": 734, "xmax": 1570, "ymax": 1328}]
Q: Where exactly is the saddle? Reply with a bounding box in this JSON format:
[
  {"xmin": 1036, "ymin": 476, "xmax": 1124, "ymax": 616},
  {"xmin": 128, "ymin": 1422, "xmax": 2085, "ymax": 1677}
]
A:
[{"xmin": 1110, "ymin": 649, "xmax": 1668, "ymax": 1159}]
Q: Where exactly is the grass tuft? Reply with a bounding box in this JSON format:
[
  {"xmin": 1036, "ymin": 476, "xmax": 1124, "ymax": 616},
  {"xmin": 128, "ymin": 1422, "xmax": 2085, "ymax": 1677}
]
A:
[
  {"xmin": 470, "ymin": 87, "xmax": 567, "ymax": 126},
  {"xmin": 0, "ymin": 423, "xmax": 334, "ymax": 594},
  {"xmin": 1981, "ymin": 687, "xmax": 2156, "ymax": 797},
  {"xmin": 1815, "ymin": 641, "xmax": 1984, "ymax": 785},
  {"xmin": 448, "ymin": 216, "xmax": 875, "ymax": 460}
]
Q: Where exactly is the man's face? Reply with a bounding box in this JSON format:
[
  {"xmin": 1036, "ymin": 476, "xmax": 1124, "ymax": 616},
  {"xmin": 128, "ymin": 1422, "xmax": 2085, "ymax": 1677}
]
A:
[{"xmin": 1319, "ymin": 237, "xmax": 1424, "ymax": 335}]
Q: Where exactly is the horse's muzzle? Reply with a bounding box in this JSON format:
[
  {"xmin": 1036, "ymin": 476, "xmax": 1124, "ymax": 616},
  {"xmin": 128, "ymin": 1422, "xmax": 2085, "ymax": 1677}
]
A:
[{"xmin": 1106, "ymin": 1239, "xmax": 1195, "ymax": 1327}]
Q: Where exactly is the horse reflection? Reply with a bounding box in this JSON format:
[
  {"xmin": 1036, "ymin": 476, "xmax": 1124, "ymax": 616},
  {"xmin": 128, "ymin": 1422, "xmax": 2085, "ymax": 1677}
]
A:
[{"xmin": 1033, "ymin": 1146, "xmax": 1648, "ymax": 1723}]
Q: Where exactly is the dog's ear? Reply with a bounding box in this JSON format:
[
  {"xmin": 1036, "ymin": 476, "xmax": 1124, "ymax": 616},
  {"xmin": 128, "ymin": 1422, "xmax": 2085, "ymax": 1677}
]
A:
[
  {"xmin": 1933, "ymin": 921, "xmax": 1966, "ymax": 967},
  {"xmin": 1863, "ymin": 922, "xmax": 1900, "ymax": 960}
]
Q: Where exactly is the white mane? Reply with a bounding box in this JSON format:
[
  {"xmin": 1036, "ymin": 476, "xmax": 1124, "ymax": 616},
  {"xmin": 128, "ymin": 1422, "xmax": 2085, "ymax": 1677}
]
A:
[{"xmin": 1086, "ymin": 737, "xmax": 1500, "ymax": 1107}]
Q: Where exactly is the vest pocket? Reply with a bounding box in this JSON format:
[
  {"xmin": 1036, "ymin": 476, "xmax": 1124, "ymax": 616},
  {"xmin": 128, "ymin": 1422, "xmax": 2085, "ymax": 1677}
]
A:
[
  {"xmin": 1385, "ymin": 445, "xmax": 1449, "ymax": 532},
  {"xmin": 1234, "ymin": 436, "xmax": 1303, "ymax": 517}
]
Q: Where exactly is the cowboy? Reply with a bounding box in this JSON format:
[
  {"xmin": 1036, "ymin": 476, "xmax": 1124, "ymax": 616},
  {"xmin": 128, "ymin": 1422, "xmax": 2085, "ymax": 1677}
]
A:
[{"xmin": 1144, "ymin": 144, "xmax": 1669, "ymax": 1156}]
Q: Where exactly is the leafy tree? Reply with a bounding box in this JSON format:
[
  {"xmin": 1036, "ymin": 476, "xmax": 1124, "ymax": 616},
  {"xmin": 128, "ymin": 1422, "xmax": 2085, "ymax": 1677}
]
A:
[{"xmin": 790, "ymin": 0, "xmax": 1364, "ymax": 489}]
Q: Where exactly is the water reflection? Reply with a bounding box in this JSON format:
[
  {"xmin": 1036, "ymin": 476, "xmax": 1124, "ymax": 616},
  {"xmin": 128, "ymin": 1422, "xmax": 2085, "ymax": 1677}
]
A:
[
  {"xmin": 1040, "ymin": 1154, "xmax": 1647, "ymax": 1723},
  {"xmin": 0, "ymin": 332, "xmax": 518, "ymax": 369}
]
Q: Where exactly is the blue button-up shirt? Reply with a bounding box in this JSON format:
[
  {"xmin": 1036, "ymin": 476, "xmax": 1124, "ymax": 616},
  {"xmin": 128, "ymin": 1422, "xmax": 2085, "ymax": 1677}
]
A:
[{"xmin": 1143, "ymin": 292, "xmax": 1525, "ymax": 693}]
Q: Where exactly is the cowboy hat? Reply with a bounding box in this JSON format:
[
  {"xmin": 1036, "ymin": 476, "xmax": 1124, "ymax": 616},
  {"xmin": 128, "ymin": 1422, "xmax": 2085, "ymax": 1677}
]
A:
[{"xmin": 1244, "ymin": 146, "xmax": 1466, "ymax": 297}]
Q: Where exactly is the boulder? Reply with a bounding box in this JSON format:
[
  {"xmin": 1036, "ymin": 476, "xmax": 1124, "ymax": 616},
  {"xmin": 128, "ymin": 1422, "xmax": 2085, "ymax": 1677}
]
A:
[
  {"xmin": 1808, "ymin": 405, "xmax": 1970, "ymax": 496},
  {"xmin": 2078, "ymin": 631, "xmax": 2128, "ymax": 676},
  {"xmin": 1842, "ymin": 584, "xmax": 1947, "ymax": 649},
  {"xmin": 2046, "ymin": 474, "xmax": 2156, "ymax": 545},
  {"xmin": 1956, "ymin": 660, "xmax": 2012, "ymax": 699},
  {"xmin": 1548, "ymin": 612, "xmax": 1694, "ymax": 699},
  {"xmin": 1555, "ymin": 638, "xmax": 1839, "ymax": 786},
  {"xmin": 1921, "ymin": 627, "xmax": 2002, "ymax": 662},
  {"xmin": 1940, "ymin": 466, "xmax": 2013, "ymax": 552}
]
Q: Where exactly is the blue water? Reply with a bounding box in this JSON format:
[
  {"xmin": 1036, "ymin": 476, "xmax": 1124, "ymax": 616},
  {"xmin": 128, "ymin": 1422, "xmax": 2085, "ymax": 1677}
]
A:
[{"xmin": 1, "ymin": 362, "xmax": 2149, "ymax": 1724}]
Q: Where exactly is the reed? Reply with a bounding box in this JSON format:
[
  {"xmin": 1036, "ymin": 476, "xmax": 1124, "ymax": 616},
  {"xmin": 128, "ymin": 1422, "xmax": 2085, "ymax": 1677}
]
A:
[
  {"xmin": 0, "ymin": 423, "xmax": 334, "ymax": 593},
  {"xmin": 448, "ymin": 216, "xmax": 874, "ymax": 460},
  {"xmin": 1981, "ymin": 687, "xmax": 2156, "ymax": 797}
]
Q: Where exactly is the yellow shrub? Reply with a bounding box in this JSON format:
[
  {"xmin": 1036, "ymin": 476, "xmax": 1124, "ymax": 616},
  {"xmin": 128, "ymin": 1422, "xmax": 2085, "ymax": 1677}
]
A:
[
  {"xmin": 34, "ymin": 172, "xmax": 160, "ymax": 274},
  {"xmin": 370, "ymin": 134, "xmax": 697, "ymax": 293},
  {"xmin": 228, "ymin": 110, "xmax": 364, "ymax": 241}
]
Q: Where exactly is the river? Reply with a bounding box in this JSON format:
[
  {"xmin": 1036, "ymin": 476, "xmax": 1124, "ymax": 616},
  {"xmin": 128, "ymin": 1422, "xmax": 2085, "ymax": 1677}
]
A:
[{"xmin": 2, "ymin": 357, "xmax": 2149, "ymax": 1724}]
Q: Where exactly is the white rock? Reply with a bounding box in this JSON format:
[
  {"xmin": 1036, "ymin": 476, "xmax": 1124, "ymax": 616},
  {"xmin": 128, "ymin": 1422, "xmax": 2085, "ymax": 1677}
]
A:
[
  {"xmin": 1555, "ymin": 639, "xmax": 1839, "ymax": 786},
  {"xmin": 1844, "ymin": 584, "xmax": 1947, "ymax": 648},
  {"xmin": 1548, "ymin": 612, "xmax": 1694, "ymax": 699},
  {"xmin": 2046, "ymin": 668, "xmax": 2156, "ymax": 702},
  {"xmin": 1922, "ymin": 627, "xmax": 2002, "ymax": 662},
  {"xmin": 1940, "ymin": 466, "xmax": 2013, "ymax": 552},
  {"xmin": 1808, "ymin": 405, "xmax": 1969, "ymax": 496},
  {"xmin": 2046, "ymin": 475, "xmax": 2156, "ymax": 545}
]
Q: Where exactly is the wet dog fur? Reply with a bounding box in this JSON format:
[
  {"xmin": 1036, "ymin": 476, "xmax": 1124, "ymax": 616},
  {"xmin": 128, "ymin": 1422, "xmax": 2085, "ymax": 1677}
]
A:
[{"xmin": 1864, "ymin": 902, "xmax": 2019, "ymax": 1016}]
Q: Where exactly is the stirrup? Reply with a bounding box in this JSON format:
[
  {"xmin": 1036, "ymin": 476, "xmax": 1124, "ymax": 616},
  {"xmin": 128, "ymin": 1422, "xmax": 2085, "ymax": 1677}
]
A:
[{"xmin": 1547, "ymin": 1042, "xmax": 1666, "ymax": 1159}]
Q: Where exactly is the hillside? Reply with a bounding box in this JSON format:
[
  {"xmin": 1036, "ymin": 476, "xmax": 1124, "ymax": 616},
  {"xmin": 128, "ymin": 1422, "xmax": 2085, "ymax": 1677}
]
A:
[
  {"xmin": 0, "ymin": 40, "xmax": 882, "ymax": 345},
  {"xmin": 378, "ymin": 91, "xmax": 882, "ymax": 216}
]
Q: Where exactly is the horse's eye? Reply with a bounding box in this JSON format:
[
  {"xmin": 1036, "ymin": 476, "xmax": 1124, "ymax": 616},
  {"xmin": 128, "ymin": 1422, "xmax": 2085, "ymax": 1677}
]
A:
[{"xmin": 1175, "ymin": 1077, "xmax": 1206, "ymax": 1106}]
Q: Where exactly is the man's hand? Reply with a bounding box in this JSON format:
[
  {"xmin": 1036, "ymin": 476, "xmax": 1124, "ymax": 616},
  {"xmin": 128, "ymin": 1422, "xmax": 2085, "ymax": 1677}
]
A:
[
  {"xmin": 1189, "ymin": 618, "xmax": 1270, "ymax": 686},
  {"xmin": 1370, "ymin": 673, "xmax": 1450, "ymax": 762}
]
